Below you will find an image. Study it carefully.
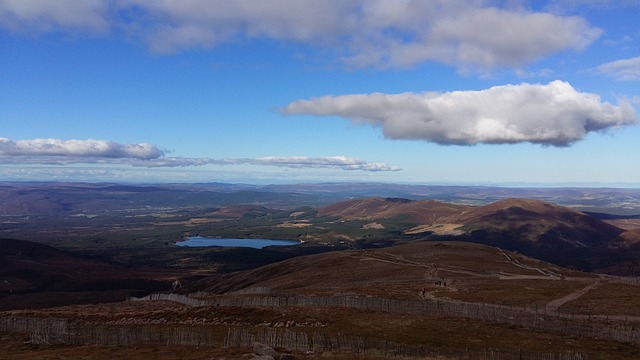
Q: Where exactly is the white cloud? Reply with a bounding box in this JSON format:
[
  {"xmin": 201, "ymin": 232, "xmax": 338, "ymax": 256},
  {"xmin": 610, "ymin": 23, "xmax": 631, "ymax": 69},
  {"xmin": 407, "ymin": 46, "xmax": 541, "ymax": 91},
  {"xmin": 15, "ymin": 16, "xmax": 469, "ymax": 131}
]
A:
[
  {"xmin": 597, "ymin": 57, "xmax": 640, "ymax": 81},
  {"xmin": 281, "ymin": 80, "xmax": 638, "ymax": 146},
  {"xmin": 248, "ymin": 156, "xmax": 401, "ymax": 172},
  {"xmin": 0, "ymin": 138, "xmax": 399, "ymax": 172},
  {"xmin": 130, "ymin": 156, "xmax": 400, "ymax": 172},
  {"xmin": 544, "ymin": 0, "xmax": 638, "ymax": 13},
  {"xmin": 0, "ymin": 138, "xmax": 163, "ymax": 159},
  {"xmin": 368, "ymin": 6, "xmax": 600, "ymax": 69},
  {"xmin": 0, "ymin": 0, "xmax": 108, "ymax": 33},
  {"xmin": 0, "ymin": 0, "xmax": 601, "ymax": 70}
]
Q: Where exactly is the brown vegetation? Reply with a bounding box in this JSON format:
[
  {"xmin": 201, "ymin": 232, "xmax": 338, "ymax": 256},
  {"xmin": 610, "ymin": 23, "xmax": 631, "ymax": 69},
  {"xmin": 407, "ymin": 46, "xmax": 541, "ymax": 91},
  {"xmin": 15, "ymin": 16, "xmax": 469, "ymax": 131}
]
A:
[
  {"xmin": 318, "ymin": 197, "xmax": 468, "ymax": 223},
  {"xmin": 4, "ymin": 240, "xmax": 640, "ymax": 358},
  {"xmin": 0, "ymin": 239, "xmax": 190, "ymax": 310},
  {"xmin": 3, "ymin": 183, "xmax": 640, "ymax": 358}
]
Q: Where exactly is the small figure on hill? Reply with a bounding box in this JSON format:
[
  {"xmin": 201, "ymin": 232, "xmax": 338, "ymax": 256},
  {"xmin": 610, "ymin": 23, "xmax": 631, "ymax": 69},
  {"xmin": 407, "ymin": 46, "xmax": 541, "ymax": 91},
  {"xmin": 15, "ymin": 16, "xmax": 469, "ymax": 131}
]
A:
[{"xmin": 170, "ymin": 280, "xmax": 182, "ymax": 292}]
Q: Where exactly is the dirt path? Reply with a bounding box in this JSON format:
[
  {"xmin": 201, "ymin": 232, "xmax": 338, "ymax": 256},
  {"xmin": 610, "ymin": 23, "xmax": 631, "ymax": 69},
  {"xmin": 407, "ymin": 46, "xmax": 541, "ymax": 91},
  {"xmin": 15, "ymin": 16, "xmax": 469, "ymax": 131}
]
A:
[
  {"xmin": 545, "ymin": 281, "xmax": 603, "ymax": 312},
  {"xmin": 358, "ymin": 252, "xmax": 574, "ymax": 280},
  {"xmin": 498, "ymin": 248, "xmax": 561, "ymax": 278}
]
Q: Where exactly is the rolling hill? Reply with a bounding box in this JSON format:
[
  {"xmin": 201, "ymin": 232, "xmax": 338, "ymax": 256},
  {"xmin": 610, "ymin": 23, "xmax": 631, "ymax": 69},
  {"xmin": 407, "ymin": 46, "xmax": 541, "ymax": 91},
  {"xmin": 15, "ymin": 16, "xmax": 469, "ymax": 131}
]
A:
[
  {"xmin": 318, "ymin": 197, "xmax": 628, "ymax": 272},
  {"xmin": 186, "ymin": 240, "xmax": 591, "ymax": 303},
  {"xmin": 456, "ymin": 198, "xmax": 623, "ymax": 244},
  {"xmin": 317, "ymin": 197, "xmax": 468, "ymax": 223},
  {"xmin": 9, "ymin": 241, "xmax": 640, "ymax": 359},
  {"xmin": 4, "ymin": 191, "xmax": 640, "ymax": 358},
  {"xmin": 0, "ymin": 238, "xmax": 188, "ymax": 310}
]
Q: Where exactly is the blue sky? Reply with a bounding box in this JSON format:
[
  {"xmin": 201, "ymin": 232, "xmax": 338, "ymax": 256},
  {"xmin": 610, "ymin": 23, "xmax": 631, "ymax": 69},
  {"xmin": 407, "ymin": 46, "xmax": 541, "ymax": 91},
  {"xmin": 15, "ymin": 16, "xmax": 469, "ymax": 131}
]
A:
[{"xmin": 1, "ymin": 0, "xmax": 639, "ymax": 185}]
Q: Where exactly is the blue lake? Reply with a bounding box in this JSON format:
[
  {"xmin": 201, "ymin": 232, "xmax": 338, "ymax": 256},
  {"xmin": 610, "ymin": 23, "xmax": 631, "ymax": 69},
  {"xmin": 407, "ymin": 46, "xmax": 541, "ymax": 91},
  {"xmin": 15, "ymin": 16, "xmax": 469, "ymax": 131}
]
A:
[{"xmin": 176, "ymin": 237, "xmax": 301, "ymax": 249}]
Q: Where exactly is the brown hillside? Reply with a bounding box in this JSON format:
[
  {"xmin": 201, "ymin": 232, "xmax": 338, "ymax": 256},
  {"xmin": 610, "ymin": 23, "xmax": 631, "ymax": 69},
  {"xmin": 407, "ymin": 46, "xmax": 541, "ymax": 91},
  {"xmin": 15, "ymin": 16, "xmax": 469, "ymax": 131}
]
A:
[
  {"xmin": 318, "ymin": 197, "xmax": 626, "ymax": 272},
  {"xmin": 318, "ymin": 197, "xmax": 469, "ymax": 223},
  {"xmin": 455, "ymin": 198, "xmax": 624, "ymax": 246},
  {"xmin": 457, "ymin": 198, "xmax": 572, "ymax": 223},
  {"xmin": 0, "ymin": 239, "xmax": 187, "ymax": 310},
  {"xmin": 8, "ymin": 242, "xmax": 640, "ymax": 359},
  {"xmin": 617, "ymin": 229, "xmax": 640, "ymax": 247},
  {"xmin": 188, "ymin": 241, "xmax": 591, "ymax": 305}
]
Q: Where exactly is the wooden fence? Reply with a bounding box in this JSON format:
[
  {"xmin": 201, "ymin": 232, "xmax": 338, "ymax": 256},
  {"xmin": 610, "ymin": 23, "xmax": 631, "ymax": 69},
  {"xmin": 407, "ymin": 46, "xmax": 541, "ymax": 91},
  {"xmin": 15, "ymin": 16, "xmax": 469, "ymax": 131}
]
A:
[
  {"xmin": 224, "ymin": 327, "xmax": 588, "ymax": 360},
  {"xmin": 0, "ymin": 316, "xmax": 588, "ymax": 359},
  {"xmin": 0, "ymin": 316, "xmax": 215, "ymax": 347},
  {"xmin": 0, "ymin": 316, "xmax": 68, "ymax": 345},
  {"xmin": 130, "ymin": 292, "xmax": 640, "ymax": 344}
]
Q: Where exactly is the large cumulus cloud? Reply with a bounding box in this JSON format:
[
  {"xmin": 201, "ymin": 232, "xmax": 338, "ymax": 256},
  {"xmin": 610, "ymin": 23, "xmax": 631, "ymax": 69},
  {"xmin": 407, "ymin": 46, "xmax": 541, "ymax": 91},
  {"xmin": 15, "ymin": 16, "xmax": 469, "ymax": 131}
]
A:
[
  {"xmin": 0, "ymin": 0, "xmax": 601, "ymax": 69},
  {"xmin": 0, "ymin": 138, "xmax": 399, "ymax": 172},
  {"xmin": 281, "ymin": 81, "xmax": 638, "ymax": 146}
]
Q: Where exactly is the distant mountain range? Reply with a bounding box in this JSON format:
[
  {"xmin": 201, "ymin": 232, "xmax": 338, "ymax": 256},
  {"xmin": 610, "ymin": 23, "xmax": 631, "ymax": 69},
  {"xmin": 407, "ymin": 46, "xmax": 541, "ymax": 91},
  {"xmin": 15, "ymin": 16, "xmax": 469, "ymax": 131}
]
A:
[{"xmin": 2, "ymin": 181, "xmax": 640, "ymax": 215}]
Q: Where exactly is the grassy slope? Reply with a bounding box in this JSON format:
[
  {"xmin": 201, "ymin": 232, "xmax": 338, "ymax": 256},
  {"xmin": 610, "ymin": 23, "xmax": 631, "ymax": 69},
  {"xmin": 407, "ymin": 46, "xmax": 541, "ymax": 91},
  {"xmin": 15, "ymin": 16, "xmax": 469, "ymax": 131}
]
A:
[{"xmin": 4, "ymin": 242, "xmax": 640, "ymax": 359}]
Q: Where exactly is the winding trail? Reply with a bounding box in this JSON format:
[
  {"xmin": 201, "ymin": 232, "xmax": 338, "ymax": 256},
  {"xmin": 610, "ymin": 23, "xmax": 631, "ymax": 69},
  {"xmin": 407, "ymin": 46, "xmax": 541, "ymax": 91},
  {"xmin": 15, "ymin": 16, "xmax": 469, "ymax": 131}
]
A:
[
  {"xmin": 545, "ymin": 280, "xmax": 603, "ymax": 312},
  {"xmin": 355, "ymin": 249, "xmax": 640, "ymax": 322},
  {"xmin": 498, "ymin": 248, "xmax": 561, "ymax": 278}
]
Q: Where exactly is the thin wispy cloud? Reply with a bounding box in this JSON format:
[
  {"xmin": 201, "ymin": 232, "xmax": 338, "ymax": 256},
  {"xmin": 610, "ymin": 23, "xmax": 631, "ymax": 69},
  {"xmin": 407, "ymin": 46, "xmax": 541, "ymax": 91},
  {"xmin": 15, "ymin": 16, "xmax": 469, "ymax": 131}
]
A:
[
  {"xmin": 132, "ymin": 156, "xmax": 400, "ymax": 172},
  {"xmin": 281, "ymin": 81, "xmax": 638, "ymax": 146},
  {"xmin": 0, "ymin": 0, "xmax": 601, "ymax": 70},
  {"xmin": 0, "ymin": 138, "xmax": 400, "ymax": 172},
  {"xmin": 248, "ymin": 156, "xmax": 400, "ymax": 172},
  {"xmin": 597, "ymin": 56, "xmax": 640, "ymax": 81},
  {"xmin": 0, "ymin": 138, "xmax": 162, "ymax": 159}
]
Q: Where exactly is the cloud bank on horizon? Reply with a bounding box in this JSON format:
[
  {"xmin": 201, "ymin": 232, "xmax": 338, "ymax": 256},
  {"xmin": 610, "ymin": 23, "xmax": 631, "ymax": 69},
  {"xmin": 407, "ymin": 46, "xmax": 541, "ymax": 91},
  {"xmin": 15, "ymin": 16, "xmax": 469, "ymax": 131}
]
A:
[
  {"xmin": 0, "ymin": 138, "xmax": 399, "ymax": 172},
  {"xmin": 282, "ymin": 81, "xmax": 637, "ymax": 146},
  {"xmin": 0, "ymin": 0, "xmax": 602, "ymax": 70}
]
